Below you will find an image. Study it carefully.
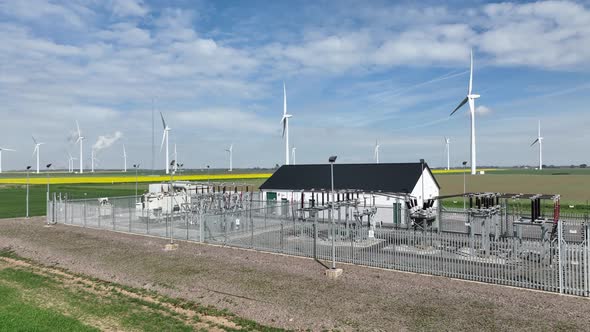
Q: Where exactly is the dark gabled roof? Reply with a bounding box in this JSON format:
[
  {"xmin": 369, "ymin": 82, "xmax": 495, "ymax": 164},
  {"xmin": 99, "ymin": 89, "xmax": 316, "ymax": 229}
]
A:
[{"xmin": 260, "ymin": 162, "xmax": 440, "ymax": 193}]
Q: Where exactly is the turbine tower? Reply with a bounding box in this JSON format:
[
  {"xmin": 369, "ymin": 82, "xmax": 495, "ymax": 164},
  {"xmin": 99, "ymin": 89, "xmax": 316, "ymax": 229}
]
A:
[
  {"xmin": 530, "ymin": 120, "xmax": 543, "ymax": 170},
  {"xmin": 123, "ymin": 145, "xmax": 127, "ymax": 172},
  {"xmin": 0, "ymin": 147, "xmax": 16, "ymax": 173},
  {"xmin": 292, "ymin": 147, "xmax": 296, "ymax": 165},
  {"xmin": 75, "ymin": 121, "xmax": 85, "ymax": 174},
  {"xmin": 225, "ymin": 144, "xmax": 233, "ymax": 172},
  {"xmin": 444, "ymin": 137, "xmax": 450, "ymax": 170},
  {"xmin": 67, "ymin": 152, "xmax": 72, "ymax": 173},
  {"xmin": 374, "ymin": 140, "xmax": 380, "ymax": 163},
  {"xmin": 159, "ymin": 112, "xmax": 171, "ymax": 174},
  {"xmin": 32, "ymin": 136, "xmax": 44, "ymax": 174},
  {"xmin": 281, "ymin": 82, "xmax": 292, "ymax": 165},
  {"xmin": 450, "ymin": 49, "xmax": 480, "ymax": 175}
]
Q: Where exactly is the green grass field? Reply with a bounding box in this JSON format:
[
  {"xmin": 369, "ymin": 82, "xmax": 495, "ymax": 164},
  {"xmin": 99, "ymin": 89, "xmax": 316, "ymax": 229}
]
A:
[
  {"xmin": 0, "ymin": 179, "xmax": 267, "ymax": 219},
  {"xmin": 0, "ymin": 183, "xmax": 148, "ymax": 219},
  {"xmin": 0, "ymin": 249, "xmax": 281, "ymax": 331}
]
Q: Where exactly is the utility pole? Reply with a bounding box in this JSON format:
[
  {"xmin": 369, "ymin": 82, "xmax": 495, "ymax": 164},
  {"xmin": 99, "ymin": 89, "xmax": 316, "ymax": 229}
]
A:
[{"xmin": 327, "ymin": 155, "xmax": 342, "ymax": 279}]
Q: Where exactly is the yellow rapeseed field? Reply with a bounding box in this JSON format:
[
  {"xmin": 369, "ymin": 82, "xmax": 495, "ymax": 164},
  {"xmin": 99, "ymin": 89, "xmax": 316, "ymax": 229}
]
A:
[{"xmin": 0, "ymin": 173, "xmax": 273, "ymax": 185}]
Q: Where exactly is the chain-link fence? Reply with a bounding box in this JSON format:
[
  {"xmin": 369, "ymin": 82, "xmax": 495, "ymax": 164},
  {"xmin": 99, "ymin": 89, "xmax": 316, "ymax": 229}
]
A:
[{"xmin": 48, "ymin": 195, "xmax": 590, "ymax": 297}]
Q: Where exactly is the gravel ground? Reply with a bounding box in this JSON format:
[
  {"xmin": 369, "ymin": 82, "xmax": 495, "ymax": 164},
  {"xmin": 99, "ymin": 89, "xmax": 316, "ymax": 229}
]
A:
[{"xmin": 1, "ymin": 217, "xmax": 589, "ymax": 331}]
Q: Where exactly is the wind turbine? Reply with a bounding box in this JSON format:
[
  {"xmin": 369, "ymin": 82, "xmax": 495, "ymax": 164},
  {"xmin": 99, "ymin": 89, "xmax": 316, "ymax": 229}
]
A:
[
  {"xmin": 530, "ymin": 120, "xmax": 543, "ymax": 170},
  {"xmin": 450, "ymin": 49, "xmax": 480, "ymax": 175},
  {"xmin": 32, "ymin": 136, "xmax": 44, "ymax": 174},
  {"xmin": 67, "ymin": 153, "xmax": 77, "ymax": 173},
  {"xmin": 444, "ymin": 137, "xmax": 450, "ymax": 170},
  {"xmin": 91, "ymin": 149, "xmax": 96, "ymax": 173},
  {"xmin": 0, "ymin": 147, "xmax": 16, "ymax": 173},
  {"xmin": 281, "ymin": 82, "xmax": 292, "ymax": 165},
  {"xmin": 160, "ymin": 112, "xmax": 171, "ymax": 174},
  {"xmin": 67, "ymin": 152, "xmax": 72, "ymax": 173},
  {"xmin": 374, "ymin": 140, "xmax": 380, "ymax": 163},
  {"xmin": 75, "ymin": 121, "xmax": 85, "ymax": 174},
  {"xmin": 225, "ymin": 144, "xmax": 233, "ymax": 172},
  {"xmin": 292, "ymin": 147, "xmax": 296, "ymax": 165},
  {"xmin": 123, "ymin": 145, "xmax": 127, "ymax": 172}
]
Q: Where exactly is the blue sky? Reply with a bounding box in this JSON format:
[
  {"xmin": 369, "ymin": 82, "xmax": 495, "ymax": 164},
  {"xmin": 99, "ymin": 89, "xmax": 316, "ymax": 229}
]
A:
[{"xmin": 1, "ymin": 0, "xmax": 589, "ymax": 171}]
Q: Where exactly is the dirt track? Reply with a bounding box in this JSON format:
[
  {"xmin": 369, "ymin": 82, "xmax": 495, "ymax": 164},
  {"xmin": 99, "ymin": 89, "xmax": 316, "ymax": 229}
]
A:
[{"xmin": 1, "ymin": 217, "xmax": 589, "ymax": 331}]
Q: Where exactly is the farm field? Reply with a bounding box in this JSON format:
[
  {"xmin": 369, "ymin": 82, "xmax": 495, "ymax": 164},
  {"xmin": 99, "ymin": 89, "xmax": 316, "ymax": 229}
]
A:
[
  {"xmin": 436, "ymin": 173, "xmax": 590, "ymax": 202},
  {"xmin": 1, "ymin": 217, "xmax": 589, "ymax": 331},
  {"xmin": 0, "ymin": 179, "xmax": 266, "ymax": 219},
  {"xmin": 0, "ymin": 171, "xmax": 272, "ymax": 185}
]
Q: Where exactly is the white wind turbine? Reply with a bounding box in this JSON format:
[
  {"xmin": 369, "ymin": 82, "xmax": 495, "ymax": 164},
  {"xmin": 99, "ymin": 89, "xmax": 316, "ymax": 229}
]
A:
[
  {"xmin": 444, "ymin": 137, "xmax": 451, "ymax": 170},
  {"xmin": 225, "ymin": 144, "xmax": 233, "ymax": 172},
  {"xmin": 0, "ymin": 147, "xmax": 16, "ymax": 173},
  {"xmin": 160, "ymin": 112, "xmax": 171, "ymax": 174},
  {"xmin": 450, "ymin": 49, "xmax": 480, "ymax": 175},
  {"xmin": 292, "ymin": 147, "xmax": 296, "ymax": 165},
  {"xmin": 374, "ymin": 140, "xmax": 380, "ymax": 163},
  {"xmin": 32, "ymin": 136, "xmax": 44, "ymax": 174},
  {"xmin": 91, "ymin": 149, "xmax": 96, "ymax": 173},
  {"xmin": 67, "ymin": 153, "xmax": 77, "ymax": 173},
  {"xmin": 530, "ymin": 120, "xmax": 544, "ymax": 170},
  {"xmin": 123, "ymin": 145, "xmax": 128, "ymax": 172},
  {"xmin": 281, "ymin": 82, "xmax": 292, "ymax": 165},
  {"xmin": 67, "ymin": 152, "xmax": 72, "ymax": 173},
  {"xmin": 75, "ymin": 121, "xmax": 85, "ymax": 174}
]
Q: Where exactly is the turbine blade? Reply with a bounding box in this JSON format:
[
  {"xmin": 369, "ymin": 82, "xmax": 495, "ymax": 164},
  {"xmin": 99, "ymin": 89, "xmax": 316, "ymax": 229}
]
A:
[
  {"xmin": 281, "ymin": 118, "xmax": 286, "ymax": 137},
  {"xmin": 530, "ymin": 138, "xmax": 539, "ymax": 146},
  {"xmin": 450, "ymin": 97, "xmax": 469, "ymax": 116},
  {"xmin": 32, "ymin": 136, "xmax": 37, "ymax": 144},
  {"xmin": 538, "ymin": 120, "xmax": 541, "ymax": 137},
  {"xmin": 469, "ymin": 49, "xmax": 473, "ymax": 95},
  {"xmin": 76, "ymin": 120, "xmax": 81, "ymax": 137},
  {"xmin": 160, "ymin": 112, "xmax": 166, "ymax": 129},
  {"xmin": 283, "ymin": 81, "xmax": 287, "ymax": 116}
]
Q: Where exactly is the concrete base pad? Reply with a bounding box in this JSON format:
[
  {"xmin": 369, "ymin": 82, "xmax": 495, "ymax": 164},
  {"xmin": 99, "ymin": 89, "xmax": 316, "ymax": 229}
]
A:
[
  {"xmin": 164, "ymin": 243, "xmax": 179, "ymax": 251},
  {"xmin": 43, "ymin": 224, "xmax": 54, "ymax": 228},
  {"xmin": 325, "ymin": 268, "xmax": 343, "ymax": 279}
]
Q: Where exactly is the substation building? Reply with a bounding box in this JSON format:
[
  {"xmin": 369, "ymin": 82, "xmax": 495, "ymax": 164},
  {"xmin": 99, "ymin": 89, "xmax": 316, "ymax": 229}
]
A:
[{"xmin": 259, "ymin": 162, "xmax": 440, "ymax": 227}]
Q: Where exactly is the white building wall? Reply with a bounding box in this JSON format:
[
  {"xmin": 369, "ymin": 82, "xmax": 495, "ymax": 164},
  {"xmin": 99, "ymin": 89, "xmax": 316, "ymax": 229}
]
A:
[
  {"xmin": 410, "ymin": 168, "xmax": 440, "ymax": 208},
  {"xmin": 262, "ymin": 169, "xmax": 439, "ymax": 226}
]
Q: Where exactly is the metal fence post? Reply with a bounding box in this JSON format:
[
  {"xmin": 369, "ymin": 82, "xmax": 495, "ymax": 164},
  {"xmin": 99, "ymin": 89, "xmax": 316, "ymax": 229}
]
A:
[
  {"xmin": 558, "ymin": 218, "xmax": 564, "ymax": 294},
  {"xmin": 280, "ymin": 216, "xmax": 284, "ymax": 253},
  {"xmin": 128, "ymin": 198, "xmax": 132, "ymax": 233},
  {"xmin": 112, "ymin": 199, "xmax": 115, "ymax": 230},
  {"xmin": 83, "ymin": 199, "xmax": 87, "ymax": 227},
  {"xmin": 64, "ymin": 196, "xmax": 67, "ymax": 225},
  {"xmin": 199, "ymin": 214, "xmax": 204, "ymax": 243},
  {"xmin": 586, "ymin": 224, "xmax": 590, "ymax": 297}
]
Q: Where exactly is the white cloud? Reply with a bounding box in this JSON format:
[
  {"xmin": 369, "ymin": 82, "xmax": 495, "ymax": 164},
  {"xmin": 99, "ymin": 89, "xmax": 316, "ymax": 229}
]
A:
[
  {"xmin": 174, "ymin": 109, "xmax": 276, "ymax": 134},
  {"xmin": 477, "ymin": 1, "xmax": 590, "ymax": 68},
  {"xmin": 475, "ymin": 105, "xmax": 492, "ymax": 115},
  {"xmin": 93, "ymin": 131, "xmax": 123, "ymax": 152},
  {"xmin": 0, "ymin": 0, "xmax": 87, "ymax": 27},
  {"xmin": 109, "ymin": 0, "xmax": 148, "ymax": 17},
  {"xmin": 96, "ymin": 23, "xmax": 152, "ymax": 46}
]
